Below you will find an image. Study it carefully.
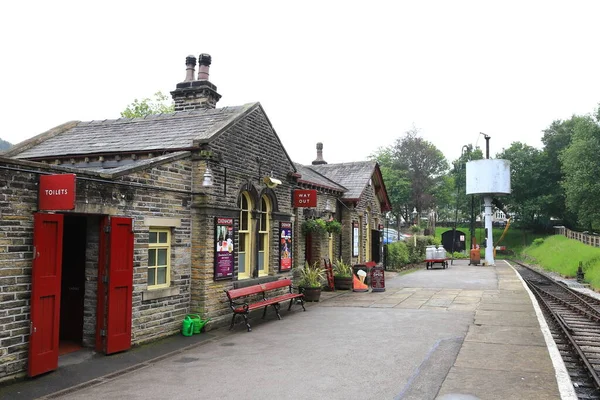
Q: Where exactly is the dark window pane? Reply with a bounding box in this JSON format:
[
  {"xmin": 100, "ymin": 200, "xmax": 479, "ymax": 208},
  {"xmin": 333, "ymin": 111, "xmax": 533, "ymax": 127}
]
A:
[
  {"xmin": 157, "ymin": 267, "xmax": 167, "ymax": 284},
  {"xmin": 158, "ymin": 249, "xmax": 167, "ymax": 266},
  {"xmin": 241, "ymin": 211, "xmax": 248, "ymax": 230},
  {"xmin": 148, "ymin": 267, "xmax": 156, "ymax": 285},
  {"xmin": 149, "ymin": 232, "xmax": 157, "ymax": 244},
  {"xmin": 149, "ymin": 249, "xmax": 156, "ymax": 267},
  {"xmin": 159, "ymin": 232, "xmax": 168, "ymax": 243}
]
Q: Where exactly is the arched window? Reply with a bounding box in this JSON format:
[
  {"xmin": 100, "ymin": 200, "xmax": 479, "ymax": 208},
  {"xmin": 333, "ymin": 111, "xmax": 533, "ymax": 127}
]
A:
[
  {"xmin": 238, "ymin": 192, "xmax": 252, "ymax": 280},
  {"xmin": 258, "ymin": 195, "xmax": 271, "ymax": 277}
]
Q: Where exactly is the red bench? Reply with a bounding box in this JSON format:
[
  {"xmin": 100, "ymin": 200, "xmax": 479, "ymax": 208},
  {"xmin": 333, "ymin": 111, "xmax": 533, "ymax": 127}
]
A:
[{"xmin": 224, "ymin": 278, "xmax": 305, "ymax": 332}]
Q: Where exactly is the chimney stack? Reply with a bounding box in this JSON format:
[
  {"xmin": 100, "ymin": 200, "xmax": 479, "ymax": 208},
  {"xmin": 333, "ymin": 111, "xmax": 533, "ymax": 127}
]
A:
[
  {"xmin": 312, "ymin": 142, "xmax": 327, "ymax": 165},
  {"xmin": 197, "ymin": 53, "xmax": 211, "ymax": 80},
  {"xmin": 171, "ymin": 53, "xmax": 221, "ymax": 111},
  {"xmin": 184, "ymin": 55, "xmax": 196, "ymax": 82}
]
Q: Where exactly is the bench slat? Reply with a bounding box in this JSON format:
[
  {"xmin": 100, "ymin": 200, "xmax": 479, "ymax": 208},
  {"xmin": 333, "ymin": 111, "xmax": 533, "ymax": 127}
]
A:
[{"xmin": 226, "ymin": 285, "xmax": 265, "ymax": 300}]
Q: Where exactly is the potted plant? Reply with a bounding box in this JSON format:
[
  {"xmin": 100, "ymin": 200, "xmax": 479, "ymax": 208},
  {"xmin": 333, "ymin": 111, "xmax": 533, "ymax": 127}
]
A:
[
  {"xmin": 333, "ymin": 258, "xmax": 353, "ymax": 290},
  {"xmin": 296, "ymin": 261, "xmax": 325, "ymax": 302},
  {"xmin": 301, "ymin": 218, "xmax": 327, "ymax": 236},
  {"xmin": 326, "ymin": 220, "xmax": 342, "ymax": 235}
]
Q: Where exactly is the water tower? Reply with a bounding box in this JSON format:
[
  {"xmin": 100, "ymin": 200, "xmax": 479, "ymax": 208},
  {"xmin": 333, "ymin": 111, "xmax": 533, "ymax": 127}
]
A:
[{"xmin": 465, "ymin": 136, "xmax": 511, "ymax": 266}]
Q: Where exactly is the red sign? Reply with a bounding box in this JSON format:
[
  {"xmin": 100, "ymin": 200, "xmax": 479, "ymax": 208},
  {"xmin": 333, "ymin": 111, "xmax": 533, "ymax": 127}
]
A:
[
  {"xmin": 293, "ymin": 190, "xmax": 317, "ymax": 208},
  {"xmin": 39, "ymin": 174, "xmax": 76, "ymax": 210}
]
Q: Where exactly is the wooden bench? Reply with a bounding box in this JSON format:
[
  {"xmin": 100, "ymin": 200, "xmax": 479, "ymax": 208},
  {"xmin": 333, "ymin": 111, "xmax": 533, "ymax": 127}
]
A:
[{"xmin": 224, "ymin": 278, "xmax": 305, "ymax": 332}]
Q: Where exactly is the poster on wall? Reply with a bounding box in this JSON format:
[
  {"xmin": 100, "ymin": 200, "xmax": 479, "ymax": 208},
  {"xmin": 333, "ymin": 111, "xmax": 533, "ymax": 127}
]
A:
[
  {"xmin": 279, "ymin": 222, "xmax": 293, "ymax": 272},
  {"xmin": 214, "ymin": 217, "xmax": 234, "ymax": 280},
  {"xmin": 352, "ymin": 221, "xmax": 359, "ymax": 257}
]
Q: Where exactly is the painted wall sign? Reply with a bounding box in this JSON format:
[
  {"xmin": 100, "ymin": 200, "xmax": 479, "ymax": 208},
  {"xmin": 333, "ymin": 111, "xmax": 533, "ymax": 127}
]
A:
[
  {"xmin": 38, "ymin": 174, "xmax": 76, "ymax": 210},
  {"xmin": 293, "ymin": 190, "xmax": 317, "ymax": 208},
  {"xmin": 352, "ymin": 221, "xmax": 359, "ymax": 257},
  {"xmin": 279, "ymin": 222, "xmax": 293, "ymax": 272},
  {"xmin": 214, "ymin": 217, "xmax": 234, "ymax": 280}
]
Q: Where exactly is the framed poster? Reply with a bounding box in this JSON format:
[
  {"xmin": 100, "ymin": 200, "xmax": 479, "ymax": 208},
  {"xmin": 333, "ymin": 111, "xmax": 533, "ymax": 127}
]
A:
[
  {"xmin": 279, "ymin": 222, "xmax": 293, "ymax": 272},
  {"xmin": 352, "ymin": 221, "xmax": 359, "ymax": 257},
  {"xmin": 214, "ymin": 217, "xmax": 234, "ymax": 280}
]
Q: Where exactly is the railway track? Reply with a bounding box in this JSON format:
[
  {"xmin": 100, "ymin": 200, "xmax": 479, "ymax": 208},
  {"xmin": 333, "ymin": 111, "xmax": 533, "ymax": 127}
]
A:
[{"xmin": 512, "ymin": 261, "xmax": 600, "ymax": 399}]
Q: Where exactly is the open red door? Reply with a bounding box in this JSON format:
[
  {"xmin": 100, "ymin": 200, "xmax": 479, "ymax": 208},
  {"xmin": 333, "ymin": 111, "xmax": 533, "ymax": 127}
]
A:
[
  {"xmin": 29, "ymin": 213, "xmax": 64, "ymax": 377},
  {"xmin": 105, "ymin": 217, "xmax": 134, "ymax": 354}
]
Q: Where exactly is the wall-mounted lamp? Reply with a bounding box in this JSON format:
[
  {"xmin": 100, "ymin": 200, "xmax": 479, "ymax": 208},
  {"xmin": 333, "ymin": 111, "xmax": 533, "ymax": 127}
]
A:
[
  {"xmin": 263, "ymin": 175, "xmax": 282, "ymax": 188},
  {"xmin": 202, "ymin": 165, "xmax": 214, "ymax": 187}
]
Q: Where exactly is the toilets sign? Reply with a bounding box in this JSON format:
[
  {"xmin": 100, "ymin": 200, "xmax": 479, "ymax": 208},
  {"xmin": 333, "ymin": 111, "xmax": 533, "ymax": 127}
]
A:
[
  {"xmin": 293, "ymin": 190, "xmax": 317, "ymax": 208},
  {"xmin": 39, "ymin": 174, "xmax": 76, "ymax": 210}
]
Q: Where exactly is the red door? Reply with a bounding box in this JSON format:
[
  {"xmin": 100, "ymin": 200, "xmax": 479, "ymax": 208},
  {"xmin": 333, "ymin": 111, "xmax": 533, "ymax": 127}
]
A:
[
  {"xmin": 29, "ymin": 213, "xmax": 64, "ymax": 377},
  {"xmin": 105, "ymin": 217, "xmax": 134, "ymax": 354}
]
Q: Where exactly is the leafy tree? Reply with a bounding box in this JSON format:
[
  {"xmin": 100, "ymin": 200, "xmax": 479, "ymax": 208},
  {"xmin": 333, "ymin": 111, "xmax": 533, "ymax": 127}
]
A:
[
  {"xmin": 560, "ymin": 112, "xmax": 600, "ymax": 231},
  {"xmin": 540, "ymin": 117, "xmax": 582, "ymax": 226},
  {"xmin": 370, "ymin": 146, "xmax": 411, "ymax": 229},
  {"xmin": 120, "ymin": 91, "xmax": 174, "ymax": 118},
  {"xmin": 391, "ymin": 129, "xmax": 449, "ymax": 222},
  {"xmin": 496, "ymin": 142, "xmax": 548, "ymax": 227},
  {"xmin": 449, "ymin": 144, "xmax": 483, "ymax": 223},
  {"xmin": 0, "ymin": 138, "xmax": 12, "ymax": 151}
]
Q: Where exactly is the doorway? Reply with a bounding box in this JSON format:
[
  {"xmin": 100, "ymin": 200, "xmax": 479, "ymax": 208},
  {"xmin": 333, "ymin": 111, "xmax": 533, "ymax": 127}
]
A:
[{"xmin": 59, "ymin": 215, "xmax": 87, "ymax": 355}]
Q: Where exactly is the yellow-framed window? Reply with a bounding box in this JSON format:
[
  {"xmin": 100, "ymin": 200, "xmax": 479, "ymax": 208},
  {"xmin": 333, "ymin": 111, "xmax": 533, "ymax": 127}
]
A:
[
  {"xmin": 148, "ymin": 228, "xmax": 171, "ymax": 289},
  {"xmin": 238, "ymin": 192, "xmax": 252, "ymax": 280},
  {"xmin": 258, "ymin": 195, "xmax": 271, "ymax": 277}
]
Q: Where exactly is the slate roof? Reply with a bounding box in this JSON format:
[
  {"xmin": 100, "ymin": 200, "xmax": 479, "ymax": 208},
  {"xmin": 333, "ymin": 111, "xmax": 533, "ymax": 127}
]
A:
[
  {"xmin": 307, "ymin": 161, "xmax": 377, "ymax": 200},
  {"xmin": 10, "ymin": 104, "xmax": 256, "ymax": 159},
  {"xmin": 293, "ymin": 163, "xmax": 346, "ymax": 193}
]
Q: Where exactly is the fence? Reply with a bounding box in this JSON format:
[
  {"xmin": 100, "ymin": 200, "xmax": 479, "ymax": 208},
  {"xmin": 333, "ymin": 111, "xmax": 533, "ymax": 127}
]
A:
[{"xmin": 554, "ymin": 226, "xmax": 600, "ymax": 247}]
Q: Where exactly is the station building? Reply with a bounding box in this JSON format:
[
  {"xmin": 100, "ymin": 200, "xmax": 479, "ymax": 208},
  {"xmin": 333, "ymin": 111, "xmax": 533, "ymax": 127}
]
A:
[{"xmin": 0, "ymin": 54, "xmax": 390, "ymax": 381}]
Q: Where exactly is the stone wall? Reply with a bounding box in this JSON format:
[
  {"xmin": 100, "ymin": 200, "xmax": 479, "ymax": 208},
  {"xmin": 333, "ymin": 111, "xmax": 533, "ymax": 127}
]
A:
[
  {"xmin": 0, "ymin": 157, "xmax": 194, "ymax": 381},
  {"xmin": 188, "ymin": 105, "xmax": 296, "ymax": 327},
  {"xmin": 0, "ymin": 160, "xmax": 39, "ymax": 380}
]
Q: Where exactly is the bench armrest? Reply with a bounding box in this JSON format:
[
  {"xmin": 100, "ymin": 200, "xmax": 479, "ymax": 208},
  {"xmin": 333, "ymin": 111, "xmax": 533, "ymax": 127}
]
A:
[{"xmin": 229, "ymin": 300, "xmax": 249, "ymax": 312}]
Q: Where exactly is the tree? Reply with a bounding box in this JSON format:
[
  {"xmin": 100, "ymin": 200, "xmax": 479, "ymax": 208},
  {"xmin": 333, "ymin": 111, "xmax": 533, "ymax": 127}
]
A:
[
  {"xmin": 370, "ymin": 146, "xmax": 411, "ymax": 229},
  {"xmin": 391, "ymin": 129, "xmax": 449, "ymax": 222},
  {"xmin": 0, "ymin": 138, "xmax": 12, "ymax": 151},
  {"xmin": 560, "ymin": 112, "xmax": 600, "ymax": 231},
  {"xmin": 540, "ymin": 117, "xmax": 580, "ymax": 226},
  {"xmin": 120, "ymin": 91, "xmax": 174, "ymax": 118},
  {"xmin": 496, "ymin": 142, "xmax": 548, "ymax": 227},
  {"xmin": 449, "ymin": 144, "xmax": 483, "ymax": 223}
]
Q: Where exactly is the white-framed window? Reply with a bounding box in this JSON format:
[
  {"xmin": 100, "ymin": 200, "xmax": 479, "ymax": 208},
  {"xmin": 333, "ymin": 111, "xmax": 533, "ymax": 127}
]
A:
[
  {"xmin": 148, "ymin": 228, "xmax": 171, "ymax": 289},
  {"xmin": 258, "ymin": 195, "xmax": 271, "ymax": 277},
  {"xmin": 238, "ymin": 192, "xmax": 252, "ymax": 280}
]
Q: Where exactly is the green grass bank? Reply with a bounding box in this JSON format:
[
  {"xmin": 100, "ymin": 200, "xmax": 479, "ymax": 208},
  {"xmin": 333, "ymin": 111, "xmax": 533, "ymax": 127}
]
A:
[{"xmin": 521, "ymin": 235, "xmax": 600, "ymax": 290}]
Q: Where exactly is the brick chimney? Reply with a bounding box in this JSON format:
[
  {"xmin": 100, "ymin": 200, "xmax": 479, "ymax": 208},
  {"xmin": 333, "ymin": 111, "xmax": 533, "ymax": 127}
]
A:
[
  {"xmin": 312, "ymin": 142, "xmax": 327, "ymax": 165},
  {"xmin": 171, "ymin": 54, "xmax": 222, "ymax": 111}
]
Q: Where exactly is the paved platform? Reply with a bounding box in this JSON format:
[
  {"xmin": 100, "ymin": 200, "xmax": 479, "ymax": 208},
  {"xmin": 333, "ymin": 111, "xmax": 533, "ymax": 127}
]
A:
[{"xmin": 0, "ymin": 260, "xmax": 574, "ymax": 399}]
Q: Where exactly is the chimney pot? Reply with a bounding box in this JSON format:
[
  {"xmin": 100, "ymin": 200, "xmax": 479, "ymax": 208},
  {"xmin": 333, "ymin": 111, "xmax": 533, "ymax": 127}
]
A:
[
  {"xmin": 185, "ymin": 55, "xmax": 197, "ymax": 82},
  {"xmin": 312, "ymin": 142, "xmax": 327, "ymax": 165},
  {"xmin": 198, "ymin": 53, "xmax": 212, "ymax": 80}
]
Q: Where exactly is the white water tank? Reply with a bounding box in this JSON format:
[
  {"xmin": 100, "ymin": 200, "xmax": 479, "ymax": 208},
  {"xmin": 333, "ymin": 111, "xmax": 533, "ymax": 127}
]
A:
[{"xmin": 466, "ymin": 159, "xmax": 511, "ymax": 195}]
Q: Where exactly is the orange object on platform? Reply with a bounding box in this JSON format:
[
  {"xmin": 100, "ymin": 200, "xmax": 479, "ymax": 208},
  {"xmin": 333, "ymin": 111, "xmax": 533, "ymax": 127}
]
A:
[
  {"xmin": 470, "ymin": 248, "xmax": 481, "ymax": 265},
  {"xmin": 353, "ymin": 275, "xmax": 368, "ymax": 291}
]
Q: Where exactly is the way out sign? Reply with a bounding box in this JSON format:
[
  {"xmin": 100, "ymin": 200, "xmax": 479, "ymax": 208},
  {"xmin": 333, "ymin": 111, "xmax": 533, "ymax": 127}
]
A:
[
  {"xmin": 39, "ymin": 174, "xmax": 76, "ymax": 210},
  {"xmin": 293, "ymin": 190, "xmax": 317, "ymax": 208}
]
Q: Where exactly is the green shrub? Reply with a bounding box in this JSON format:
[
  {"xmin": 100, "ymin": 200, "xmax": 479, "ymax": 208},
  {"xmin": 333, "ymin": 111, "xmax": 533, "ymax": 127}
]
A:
[
  {"xmin": 532, "ymin": 238, "xmax": 544, "ymax": 246},
  {"xmin": 386, "ymin": 241, "xmax": 410, "ymax": 269}
]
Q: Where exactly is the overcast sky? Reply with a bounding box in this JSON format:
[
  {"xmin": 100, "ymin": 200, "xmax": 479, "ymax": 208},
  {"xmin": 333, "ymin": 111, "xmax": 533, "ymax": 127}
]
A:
[{"xmin": 2, "ymin": 1, "xmax": 599, "ymax": 165}]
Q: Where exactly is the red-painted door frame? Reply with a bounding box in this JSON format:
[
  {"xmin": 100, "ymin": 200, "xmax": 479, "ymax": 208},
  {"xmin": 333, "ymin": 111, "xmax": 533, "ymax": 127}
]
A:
[
  {"xmin": 95, "ymin": 216, "xmax": 108, "ymax": 352},
  {"xmin": 105, "ymin": 217, "xmax": 134, "ymax": 354},
  {"xmin": 28, "ymin": 213, "xmax": 64, "ymax": 377}
]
